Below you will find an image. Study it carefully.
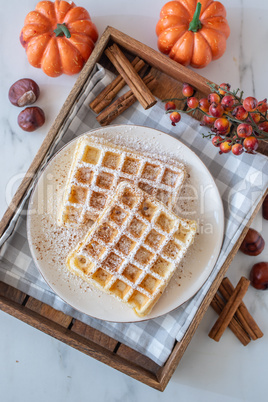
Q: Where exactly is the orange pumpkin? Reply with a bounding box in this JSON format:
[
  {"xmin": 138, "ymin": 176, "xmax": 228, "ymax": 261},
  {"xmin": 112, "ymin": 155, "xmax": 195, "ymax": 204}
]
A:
[
  {"xmin": 156, "ymin": 0, "xmax": 230, "ymax": 68},
  {"xmin": 20, "ymin": 1, "xmax": 98, "ymax": 77}
]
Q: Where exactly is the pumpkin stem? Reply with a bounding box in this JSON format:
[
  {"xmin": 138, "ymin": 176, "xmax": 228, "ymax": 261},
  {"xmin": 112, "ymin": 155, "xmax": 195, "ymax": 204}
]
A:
[
  {"xmin": 54, "ymin": 23, "xmax": 71, "ymax": 38},
  {"xmin": 188, "ymin": 2, "xmax": 202, "ymax": 32}
]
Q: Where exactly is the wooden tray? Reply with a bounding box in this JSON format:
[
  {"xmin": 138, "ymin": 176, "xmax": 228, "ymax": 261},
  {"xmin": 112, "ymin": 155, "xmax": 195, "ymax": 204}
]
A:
[{"xmin": 0, "ymin": 27, "xmax": 267, "ymax": 392}]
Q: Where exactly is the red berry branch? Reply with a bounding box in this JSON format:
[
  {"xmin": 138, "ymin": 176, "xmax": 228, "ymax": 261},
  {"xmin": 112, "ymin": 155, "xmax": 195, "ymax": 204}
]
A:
[{"xmin": 164, "ymin": 82, "xmax": 268, "ymax": 156}]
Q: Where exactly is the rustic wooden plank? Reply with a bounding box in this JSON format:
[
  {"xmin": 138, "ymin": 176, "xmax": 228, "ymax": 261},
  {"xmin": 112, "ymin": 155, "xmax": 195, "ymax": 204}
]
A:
[
  {"xmin": 25, "ymin": 297, "xmax": 72, "ymax": 328},
  {"xmin": 0, "ymin": 281, "xmax": 27, "ymax": 304},
  {"xmin": 149, "ymin": 67, "xmax": 185, "ymax": 106},
  {"xmin": 0, "ymin": 296, "xmax": 162, "ymax": 390},
  {"xmin": 71, "ymin": 320, "xmax": 118, "ymax": 351},
  {"xmin": 116, "ymin": 344, "xmax": 160, "ymax": 375},
  {"xmin": 258, "ymin": 140, "xmax": 268, "ymax": 156}
]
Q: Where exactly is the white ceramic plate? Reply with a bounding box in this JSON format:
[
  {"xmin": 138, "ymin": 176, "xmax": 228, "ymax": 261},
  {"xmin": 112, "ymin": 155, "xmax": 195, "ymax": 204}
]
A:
[{"xmin": 27, "ymin": 125, "xmax": 224, "ymax": 322}]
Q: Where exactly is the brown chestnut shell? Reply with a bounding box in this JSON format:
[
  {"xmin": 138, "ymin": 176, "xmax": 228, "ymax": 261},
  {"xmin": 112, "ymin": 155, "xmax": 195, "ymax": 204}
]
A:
[
  {"xmin": 263, "ymin": 194, "xmax": 268, "ymax": 220},
  {"xmin": 250, "ymin": 262, "xmax": 268, "ymax": 290},
  {"xmin": 240, "ymin": 228, "xmax": 265, "ymax": 256},
  {"xmin": 9, "ymin": 78, "xmax": 40, "ymax": 107},
  {"xmin": 17, "ymin": 107, "xmax": 45, "ymax": 132}
]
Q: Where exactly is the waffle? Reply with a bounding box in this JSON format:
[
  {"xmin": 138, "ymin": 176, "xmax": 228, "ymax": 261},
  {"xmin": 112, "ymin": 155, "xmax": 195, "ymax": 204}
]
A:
[
  {"xmin": 66, "ymin": 181, "xmax": 197, "ymax": 317},
  {"xmin": 58, "ymin": 135, "xmax": 186, "ymax": 226}
]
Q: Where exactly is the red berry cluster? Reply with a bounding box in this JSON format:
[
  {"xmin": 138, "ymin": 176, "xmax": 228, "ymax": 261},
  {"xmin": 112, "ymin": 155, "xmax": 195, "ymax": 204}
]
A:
[{"xmin": 164, "ymin": 82, "xmax": 268, "ymax": 156}]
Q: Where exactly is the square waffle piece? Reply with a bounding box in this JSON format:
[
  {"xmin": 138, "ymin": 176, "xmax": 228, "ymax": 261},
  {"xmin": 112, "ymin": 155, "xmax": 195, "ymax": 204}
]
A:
[
  {"xmin": 66, "ymin": 181, "xmax": 197, "ymax": 317},
  {"xmin": 58, "ymin": 135, "xmax": 186, "ymax": 226}
]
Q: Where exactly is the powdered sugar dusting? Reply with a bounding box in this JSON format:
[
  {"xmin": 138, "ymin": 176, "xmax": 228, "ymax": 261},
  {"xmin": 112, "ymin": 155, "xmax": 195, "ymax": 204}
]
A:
[
  {"xmin": 27, "ymin": 125, "xmax": 218, "ymax": 322},
  {"xmin": 29, "ymin": 143, "xmax": 97, "ymax": 297},
  {"xmin": 66, "ymin": 181, "xmax": 196, "ymax": 317},
  {"xmin": 57, "ymin": 133, "xmax": 186, "ymax": 227}
]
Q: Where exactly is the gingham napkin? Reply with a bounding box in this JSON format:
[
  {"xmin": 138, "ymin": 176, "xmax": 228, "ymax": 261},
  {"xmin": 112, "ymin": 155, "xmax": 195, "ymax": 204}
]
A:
[{"xmin": 0, "ymin": 64, "xmax": 267, "ymax": 366}]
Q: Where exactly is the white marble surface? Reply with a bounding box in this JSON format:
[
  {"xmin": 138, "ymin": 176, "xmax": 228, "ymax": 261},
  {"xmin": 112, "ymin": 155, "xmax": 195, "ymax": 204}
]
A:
[{"xmin": 0, "ymin": 0, "xmax": 268, "ymax": 400}]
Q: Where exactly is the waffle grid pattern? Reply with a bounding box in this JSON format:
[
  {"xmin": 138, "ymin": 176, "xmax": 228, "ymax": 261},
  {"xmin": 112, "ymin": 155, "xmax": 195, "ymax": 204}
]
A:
[
  {"xmin": 67, "ymin": 182, "xmax": 196, "ymax": 317},
  {"xmin": 58, "ymin": 137, "xmax": 186, "ymax": 226}
]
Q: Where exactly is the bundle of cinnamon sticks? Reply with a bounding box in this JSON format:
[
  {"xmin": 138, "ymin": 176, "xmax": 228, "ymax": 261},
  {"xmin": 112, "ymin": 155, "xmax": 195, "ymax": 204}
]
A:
[
  {"xmin": 89, "ymin": 43, "xmax": 157, "ymax": 125},
  {"xmin": 209, "ymin": 276, "xmax": 263, "ymax": 345}
]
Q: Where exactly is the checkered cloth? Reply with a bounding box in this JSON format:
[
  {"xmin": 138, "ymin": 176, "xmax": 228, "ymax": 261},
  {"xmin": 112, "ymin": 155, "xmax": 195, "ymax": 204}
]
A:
[{"xmin": 0, "ymin": 64, "xmax": 267, "ymax": 366}]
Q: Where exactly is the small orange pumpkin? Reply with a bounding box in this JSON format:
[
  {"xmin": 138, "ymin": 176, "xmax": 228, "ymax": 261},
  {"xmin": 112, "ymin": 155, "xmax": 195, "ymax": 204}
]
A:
[
  {"xmin": 156, "ymin": 0, "xmax": 230, "ymax": 68},
  {"xmin": 20, "ymin": 1, "xmax": 98, "ymax": 77}
]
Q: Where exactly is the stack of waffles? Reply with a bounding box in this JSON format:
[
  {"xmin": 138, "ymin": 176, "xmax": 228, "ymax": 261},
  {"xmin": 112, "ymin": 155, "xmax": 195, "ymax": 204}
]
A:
[{"xmin": 58, "ymin": 135, "xmax": 197, "ymax": 317}]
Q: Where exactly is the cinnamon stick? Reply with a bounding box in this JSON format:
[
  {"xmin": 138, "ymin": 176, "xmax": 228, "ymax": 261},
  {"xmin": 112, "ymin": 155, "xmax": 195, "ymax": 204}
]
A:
[
  {"xmin": 105, "ymin": 43, "xmax": 156, "ymax": 110},
  {"xmin": 219, "ymin": 277, "xmax": 263, "ymax": 340},
  {"xmin": 210, "ymin": 293, "xmax": 251, "ymax": 346},
  {"xmin": 209, "ymin": 276, "xmax": 250, "ymax": 342},
  {"xmin": 96, "ymin": 74, "xmax": 156, "ymax": 126},
  {"xmin": 89, "ymin": 56, "xmax": 146, "ymax": 114}
]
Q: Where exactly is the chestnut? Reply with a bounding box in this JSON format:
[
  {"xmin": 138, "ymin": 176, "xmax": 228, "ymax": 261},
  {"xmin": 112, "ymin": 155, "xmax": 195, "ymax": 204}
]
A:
[
  {"xmin": 263, "ymin": 194, "xmax": 268, "ymax": 220},
  {"xmin": 8, "ymin": 78, "xmax": 40, "ymax": 107},
  {"xmin": 18, "ymin": 107, "xmax": 45, "ymax": 132},
  {"xmin": 249, "ymin": 262, "xmax": 268, "ymax": 290},
  {"xmin": 239, "ymin": 228, "xmax": 265, "ymax": 256}
]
